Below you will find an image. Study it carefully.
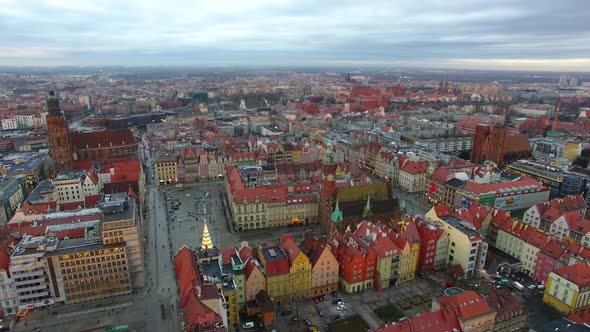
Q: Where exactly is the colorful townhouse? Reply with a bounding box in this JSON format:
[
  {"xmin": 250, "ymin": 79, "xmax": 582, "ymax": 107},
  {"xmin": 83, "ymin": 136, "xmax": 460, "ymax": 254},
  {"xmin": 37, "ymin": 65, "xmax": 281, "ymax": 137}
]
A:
[
  {"xmin": 393, "ymin": 216, "xmax": 421, "ymax": 282},
  {"xmin": 280, "ymin": 234, "xmax": 311, "ymax": 300},
  {"xmin": 544, "ymin": 263, "xmax": 590, "ymax": 315},
  {"xmin": 257, "ymin": 245, "xmax": 290, "ymax": 304},
  {"xmin": 354, "ymin": 221, "xmax": 399, "ymax": 289},
  {"xmin": 337, "ymin": 243, "xmax": 369, "ymax": 293},
  {"xmin": 533, "ymin": 239, "xmax": 580, "ymax": 284},
  {"xmin": 417, "ymin": 219, "xmax": 449, "ymax": 273},
  {"xmin": 221, "ymin": 248, "xmax": 246, "ymax": 308},
  {"xmin": 308, "ymin": 242, "xmax": 339, "ymax": 296}
]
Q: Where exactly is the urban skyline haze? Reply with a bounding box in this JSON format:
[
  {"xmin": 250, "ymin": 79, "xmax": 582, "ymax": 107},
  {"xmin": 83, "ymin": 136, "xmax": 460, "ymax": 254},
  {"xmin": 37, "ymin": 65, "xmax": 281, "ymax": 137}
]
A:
[{"xmin": 0, "ymin": 0, "xmax": 589, "ymax": 71}]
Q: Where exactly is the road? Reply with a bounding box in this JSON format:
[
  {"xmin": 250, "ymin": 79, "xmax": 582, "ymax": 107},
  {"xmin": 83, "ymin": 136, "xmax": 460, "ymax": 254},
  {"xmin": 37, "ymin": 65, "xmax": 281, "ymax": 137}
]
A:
[{"xmin": 143, "ymin": 151, "xmax": 179, "ymax": 332}]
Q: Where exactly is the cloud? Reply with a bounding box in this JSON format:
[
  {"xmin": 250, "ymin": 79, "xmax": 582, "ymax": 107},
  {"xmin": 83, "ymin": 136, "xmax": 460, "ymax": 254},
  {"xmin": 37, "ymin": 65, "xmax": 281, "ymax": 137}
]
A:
[{"xmin": 0, "ymin": 0, "xmax": 589, "ymax": 70}]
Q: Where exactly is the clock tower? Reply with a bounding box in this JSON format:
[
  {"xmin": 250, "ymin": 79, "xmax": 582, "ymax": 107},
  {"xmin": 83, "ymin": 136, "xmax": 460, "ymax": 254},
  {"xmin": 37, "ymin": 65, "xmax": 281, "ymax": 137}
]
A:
[
  {"xmin": 46, "ymin": 91, "xmax": 73, "ymax": 171},
  {"xmin": 319, "ymin": 142, "xmax": 338, "ymax": 234}
]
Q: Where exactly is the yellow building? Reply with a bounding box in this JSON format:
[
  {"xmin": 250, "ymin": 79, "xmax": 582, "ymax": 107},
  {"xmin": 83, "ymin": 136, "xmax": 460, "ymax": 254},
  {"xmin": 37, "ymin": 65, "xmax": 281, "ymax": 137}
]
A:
[
  {"xmin": 280, "ymin": 234, "xmax": 311, "ymax": 300},
  {"xmin": 257, "ymin": 245, "xmax": 291, "ymax": 304},
  {"xmin": 155, "ymin": 155, "xmax": 177, "ymax": 185},
  {"xmin": 544, "ymin": 263, "xmax": 590, "ymax": 315},
  {"xmin": 426, "ymin": 207, "xmax": 489, "ymax": 278},
  {"xmin": 396, "ymin": 218, "xmax": 421, "ymax": 282},
  {"xmin": 222, "ymin": 283, "xmax": 238, "ymax": 327},
  {"xmin": 225, "ymin": 166, "xmax": 318, "ymax": 231}
]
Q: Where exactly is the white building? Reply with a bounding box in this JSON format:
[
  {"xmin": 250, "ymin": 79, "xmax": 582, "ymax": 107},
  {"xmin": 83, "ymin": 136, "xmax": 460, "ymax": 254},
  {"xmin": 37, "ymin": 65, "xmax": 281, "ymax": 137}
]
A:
[
  {"xmin": 53, "ymin": 171, "xmax": 86, "ymax": 204},
  {"xmin": 9, "ymin": 235, "xmax": 55, "ymax": 310},
  {"xmin": 82, "ymin": 171, "xmax": 101, "ymax": 196},
  {"xmin": 0, "ymin": 263, "xmax": 18, "ymax": 315},
  {"xmin": 1, "ymin": 118, "xmax": 17, "ymax": 131}
]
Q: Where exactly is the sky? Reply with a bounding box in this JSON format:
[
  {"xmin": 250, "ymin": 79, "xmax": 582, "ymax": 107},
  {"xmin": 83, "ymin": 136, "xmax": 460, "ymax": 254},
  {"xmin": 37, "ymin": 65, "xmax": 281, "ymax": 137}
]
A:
[{"xmin": 1, "ymin": 0, "xmax": 590, "ymax": 71}]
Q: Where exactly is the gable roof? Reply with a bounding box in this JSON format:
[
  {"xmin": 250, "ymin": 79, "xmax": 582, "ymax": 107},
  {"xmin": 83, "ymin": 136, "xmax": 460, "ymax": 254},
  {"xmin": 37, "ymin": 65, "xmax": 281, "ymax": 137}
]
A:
[
  {"xmin": 437, "ymin": 290, "xmax": 494, "ymax": 321},
  {"xmin": 553, "ymin": 262, "xmax": 590, "ymax": 288},
  {"xmin": 70, "ymin": 129, "xmax": 135, "ymax": 151}
]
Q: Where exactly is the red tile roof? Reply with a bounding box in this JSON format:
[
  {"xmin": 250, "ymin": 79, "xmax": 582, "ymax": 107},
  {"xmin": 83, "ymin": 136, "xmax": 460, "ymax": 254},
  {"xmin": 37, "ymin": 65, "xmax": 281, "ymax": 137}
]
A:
[
  {"xmin": 433, "ymin": 205, "xmax": 453, "ymax": 218},
  {"xmin": 0, "ymin": 250, "xmax": 10, "ymax": 272},
  {"xmin": 553, "ymin": 262, "xmax": 590, "ymax": 287},
  {"xmin": 279, "ymin": 233, "xmax": 303, "ymax": 264},
  {"xmin": 460, "ymin": 176, "xmax": 543, "ymax": 196},
  {"xmin": 58, "ymin": 201, "xmax": 85, "ymax": 211},
  {"xmin": 371, "ymin": 307, "xmax": 460, "ymax": 332},
  {"xmin": 239, "ymin": 246, "xmax": 252, "ymax": 262},
  {"xmin": 70, "ymin": 129, "xmax": 135, "ymax": 151},
  {"xmin": 437, "ymin": 290, "xmax": 494, "ymax": 321},
  {"xmin": 430, "ymin": 167, "xmax": 452, "ymax": 183},
  {"xmin": 399, "ymin": 159, "xmax": 429, "ymax": 175},
  {"xmin": 182, "ymin": 289, "xmax": 224, "ymax": 332},
  {"xmin": 84, "ymin": 195, "xmax": 103, "ymax": 208},
  {"xmin": 174, "ymin": 246, "xmax": 199, "ymax": 303}
]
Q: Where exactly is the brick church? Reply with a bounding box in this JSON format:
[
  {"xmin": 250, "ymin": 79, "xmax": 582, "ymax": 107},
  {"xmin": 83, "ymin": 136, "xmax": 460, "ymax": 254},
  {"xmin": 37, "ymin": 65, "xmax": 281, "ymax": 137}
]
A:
[{"xmin": 46, "ymin": 91, "xmax": 138, "ymax": 170}]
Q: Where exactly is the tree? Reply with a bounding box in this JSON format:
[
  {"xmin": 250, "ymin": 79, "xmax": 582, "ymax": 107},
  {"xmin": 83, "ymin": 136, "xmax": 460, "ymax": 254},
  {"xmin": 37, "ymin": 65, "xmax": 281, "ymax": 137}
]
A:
[{"xmin": 573, "ymin": 156, "xmax": 589, "ymax": 168}]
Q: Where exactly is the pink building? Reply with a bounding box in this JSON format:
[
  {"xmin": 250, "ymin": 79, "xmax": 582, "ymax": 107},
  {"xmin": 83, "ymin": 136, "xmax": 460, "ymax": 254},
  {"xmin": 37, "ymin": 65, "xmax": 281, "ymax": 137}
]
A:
[
  {"xmin": 244, "ymin": 258, "xmax": 266, "ymax": 301},
  {"xmin": 309, "ymin": 243, "xmax": 339, "ymax": 296}
]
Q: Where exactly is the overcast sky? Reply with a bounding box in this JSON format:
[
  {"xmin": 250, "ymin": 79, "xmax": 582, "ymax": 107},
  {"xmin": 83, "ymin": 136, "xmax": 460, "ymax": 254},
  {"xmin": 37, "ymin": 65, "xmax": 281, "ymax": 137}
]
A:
[{"xmin": 1, "ymin": 0, "xmax": 589, "ymax": 70}]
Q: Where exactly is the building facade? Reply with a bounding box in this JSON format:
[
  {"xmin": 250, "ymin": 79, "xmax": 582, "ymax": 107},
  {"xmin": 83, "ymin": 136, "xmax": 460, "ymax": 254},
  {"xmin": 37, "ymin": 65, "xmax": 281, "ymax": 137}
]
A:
[{"xmin": 45, "ymin": 239, "xmax": 131, "ymax": 304}]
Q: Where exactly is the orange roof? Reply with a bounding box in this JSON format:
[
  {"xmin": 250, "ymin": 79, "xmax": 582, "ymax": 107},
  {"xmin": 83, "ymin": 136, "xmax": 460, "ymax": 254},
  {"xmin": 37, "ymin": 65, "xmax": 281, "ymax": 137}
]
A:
[
  {"xmin": 437, "ymin": 290, "xmax": 494, "ymax": 321},
  {"xmin": 279, "ymin": 233, "xmax": 303, "ymax": 264},
  {"xmin": 399, "ymin": 159, "xmax": 428, "ymax": 175},
  {"xmin": 461, "ymin": 176, "xmax": 543, "ymax": 196},
  {"xmin": 70, "ymin": 129, "xmax": 135, "ymax": 151},
  {"xmin": 553, "ymin": 262, "xmax": 590, "ymax": 287},
  {"xmin": 174, "ymin": 246, "xmax": 199, "ymax": 302}
]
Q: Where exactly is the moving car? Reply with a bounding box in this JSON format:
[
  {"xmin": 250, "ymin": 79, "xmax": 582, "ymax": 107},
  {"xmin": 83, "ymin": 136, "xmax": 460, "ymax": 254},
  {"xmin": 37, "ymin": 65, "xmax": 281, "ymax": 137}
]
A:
[{"xmin": 330, "ymin": 315, "xmax": 341, "ymax": 321}]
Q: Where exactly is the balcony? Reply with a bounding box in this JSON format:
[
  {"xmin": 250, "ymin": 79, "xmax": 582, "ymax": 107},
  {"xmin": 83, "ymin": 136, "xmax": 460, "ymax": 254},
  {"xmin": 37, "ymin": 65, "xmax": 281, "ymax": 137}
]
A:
[
  {"xmin": 17, "ymin": 290, "xmax": 49, "ymax": 301},
  {"xmin": 13, "ymin": 270, "xmax": 45, "ymax": 279},
  {"xmin": 14, "ymin": 277, "xmax": 45, "ymax": 287}
]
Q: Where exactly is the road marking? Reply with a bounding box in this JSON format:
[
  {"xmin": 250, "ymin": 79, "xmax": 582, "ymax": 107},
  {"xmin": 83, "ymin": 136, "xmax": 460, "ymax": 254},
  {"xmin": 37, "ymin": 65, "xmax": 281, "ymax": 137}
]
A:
[{"xmin": 57, "ymin": 302, "xmax": 132, "ymax": 319}]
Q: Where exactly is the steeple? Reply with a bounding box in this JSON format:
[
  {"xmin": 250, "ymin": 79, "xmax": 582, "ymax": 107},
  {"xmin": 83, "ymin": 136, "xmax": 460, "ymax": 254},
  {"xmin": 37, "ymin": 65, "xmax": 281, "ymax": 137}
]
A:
[
  {"xmin": 362, "ymin": 194, "xmax": 373, "ymax": 218},
  {"xmin": 324, "ymin": 140, "xmax": 334, "ymax": 165},
  {"xmin": 47, "ymin": 90, "xmax": 62, "ymax": 117},
  {"xmin": 331, "ymin": 199, "xmax": 343, "ymax": 223},
  {"xmin": 201, "ymin": 223, "xmax": 213, "ymax": 249}
]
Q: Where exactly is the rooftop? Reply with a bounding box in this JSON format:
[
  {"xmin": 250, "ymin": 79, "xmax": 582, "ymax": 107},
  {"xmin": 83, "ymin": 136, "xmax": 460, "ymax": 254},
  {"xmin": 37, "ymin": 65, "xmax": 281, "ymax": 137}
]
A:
[
  {"xmin": 441, "ymin": 216, "xmax": 482, "ymax": 240},
  {"xmin": 45, "ymin": 237, "xmax": 125, "ymax": 256}
]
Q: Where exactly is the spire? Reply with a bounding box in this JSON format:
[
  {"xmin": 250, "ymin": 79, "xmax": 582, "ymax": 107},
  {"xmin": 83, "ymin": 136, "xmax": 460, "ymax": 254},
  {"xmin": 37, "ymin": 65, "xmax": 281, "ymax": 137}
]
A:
[
  {"xmin": 201, "ymin": 223, "xmax": 213, "ymax": 249},
  {"xmin": 362, "ymin": 194, "xmax": 373, "ymax": 218},
  {"xmin": 331, "ymin": 199, "xmax": 343, "ymax": 223},
  {"xmin": 324, "ymin": 140, "xmax": 334, "ymax": 164}
]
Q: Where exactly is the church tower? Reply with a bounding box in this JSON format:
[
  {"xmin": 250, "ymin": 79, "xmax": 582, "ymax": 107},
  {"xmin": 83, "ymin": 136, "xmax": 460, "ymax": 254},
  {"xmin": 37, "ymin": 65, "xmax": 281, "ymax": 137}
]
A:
[
  {"xmin": 46, "ymin": 91, "xmax": 73, "ymax": 170},
  {"xmin": 319, "ymin": 141, "xmax": 338, "ymax": 234}
]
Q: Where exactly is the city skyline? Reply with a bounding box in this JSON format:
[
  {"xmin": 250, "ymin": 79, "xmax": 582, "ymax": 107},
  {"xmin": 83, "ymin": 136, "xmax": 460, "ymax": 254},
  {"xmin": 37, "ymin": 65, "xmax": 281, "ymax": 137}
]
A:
[{"xmin": 1, "ymin": 0, "xmax": 590, "ymax": 71}]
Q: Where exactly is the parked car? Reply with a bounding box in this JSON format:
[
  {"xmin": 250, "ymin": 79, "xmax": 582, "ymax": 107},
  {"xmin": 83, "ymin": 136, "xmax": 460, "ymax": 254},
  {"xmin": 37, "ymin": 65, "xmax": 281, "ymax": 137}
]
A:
[
  {"xmin": 316, "ymin": 307, "xmax": 324, "ymax": 317},
  {"xmin": 337, "ymin": 305, "xmax": 346, "ymax": 311},
  {"xmin": 331, "ymin": 291, "xmax": 338, "ymax": 298},
  {"xmin": 332, "ymin": 299, "xmax": 343, "ymax": 305},
  {"xmin": 312, "ymin": 297, "xmax": 319, "ymax": 303},
  {"xmin": 281, "ymin": 310, "xmax": 293, "ymax": 316},
  {"xmin": 528, "ymin": 284, "xmax": 536, "ymax": 290},
  {"xmin": 304, "ymin": 319, "xmax": 312, "ymax": 327},
  {"xmin": 242, "ymin": 322, "xmax": 255, "ymax": 329},
  {"xmin": 321, "ymin": 294, "xmax": 328, "ymax": 301},
  {"xmin": 330, "ymin": 315, "xmax": 341, "ymax": 321}
]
